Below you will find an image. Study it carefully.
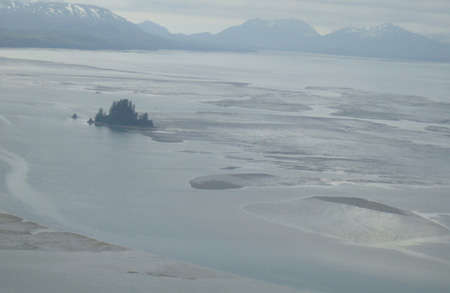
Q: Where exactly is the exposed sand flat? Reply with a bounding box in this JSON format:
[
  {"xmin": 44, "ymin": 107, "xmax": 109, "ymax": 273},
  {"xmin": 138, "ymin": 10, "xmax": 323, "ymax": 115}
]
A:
[
  {"xmin": 0, "ymin": 213, "xmax": 125, "ymax": 252},
  {"xmin": 0, "ymin": 213, "xmax": 302, "ymax": 293},
  {"xmin": 312, "ymin": 196, "xmax": 409, "ymax": 216},
  {"xmin": 143, "ymin": 130, "xmax": 184, "ymax": 143},
  {"xmin": 189, "ymin": 173, "xmax": 278, "ymax": 190},
  {"xmin": 243, "ymin": 197, "xmax": 450, "ymax": 244},
  {"xmin": 1, "ymin": 49, "xmax": 449, "ymax": 293}
]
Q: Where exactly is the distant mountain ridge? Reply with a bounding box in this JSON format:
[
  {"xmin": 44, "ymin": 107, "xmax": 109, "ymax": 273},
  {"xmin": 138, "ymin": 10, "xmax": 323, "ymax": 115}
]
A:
[
  {"xmin": 213, "ymin": 18, "xmax": 320, "ymax": 51},
  {"xmin": 0, "ymin": 0, "xmax": 127, "ymax": 24},
  {"xmin": 1, "ymin": 0, "xmax": 449, "ymax": 61},
  {"xmin": 137, "ymin": 18, "xmax": 322, "ymax": 52},
  {"xmin": 137, "ymin": 19, "xmax": 450, "ymax": 61},
  {"xmin": 318, "ymin": 23, "xmax": 450, "ymax": 61},
  {"xmin": 430, "ymin": 34, "xmax": 450, "ymax": 44},
  {"xmin": 137, "ymin": 20, "xmax": 171, "ymax": 37},
  {"xmin": 0, "ymin": 0, "xmax": 173, "ymax": 50}
]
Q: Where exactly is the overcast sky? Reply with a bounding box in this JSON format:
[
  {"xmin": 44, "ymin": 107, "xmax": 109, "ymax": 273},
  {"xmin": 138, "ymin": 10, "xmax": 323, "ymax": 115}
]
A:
[{"xmin": 38, "ymin": 0, "xmax": 450, "ymax": 35}]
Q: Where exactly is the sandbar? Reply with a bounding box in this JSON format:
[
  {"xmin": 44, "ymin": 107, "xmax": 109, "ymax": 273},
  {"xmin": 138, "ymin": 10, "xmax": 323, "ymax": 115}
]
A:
[{"xmin": 0, "ymin": 212, "xmax": 302, "ymax": 293}]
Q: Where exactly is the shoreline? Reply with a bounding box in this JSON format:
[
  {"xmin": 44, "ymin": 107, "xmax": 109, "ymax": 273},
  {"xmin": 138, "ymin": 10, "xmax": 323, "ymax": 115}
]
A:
[
  {"xmin": 0, "ymin": 212, "xmax": 302, "ymax": 293},
  {"xmin": 89, "ymin": 121, "xmax": 155, "ymax": 131}
]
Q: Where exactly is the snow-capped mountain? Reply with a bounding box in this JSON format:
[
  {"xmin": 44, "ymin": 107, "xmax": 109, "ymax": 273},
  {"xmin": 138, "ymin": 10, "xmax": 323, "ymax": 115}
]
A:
[
  {"xmin": 319, "ymin": 23, "xmax": 450, "ymax": 61},
  {"xmin": 0, "ymin": 1, "xmax": 449, "ymax": 61},
  {"xmin": 0, "ymin": 0, "xmax": 127, "ymax": 25},
  {"xmin": 0, "ymin": 0, "xmax": 173, "ymax": 50},
  {"xmin": 326, "ymin": 23, "xmax": 424, "ymax": 40}
]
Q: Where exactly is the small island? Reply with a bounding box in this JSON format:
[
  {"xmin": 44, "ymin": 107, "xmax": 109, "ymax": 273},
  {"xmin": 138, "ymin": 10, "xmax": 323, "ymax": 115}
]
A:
[{"xmin": 90, "ymin": 99, "xmax": 154, "ymax": 128}]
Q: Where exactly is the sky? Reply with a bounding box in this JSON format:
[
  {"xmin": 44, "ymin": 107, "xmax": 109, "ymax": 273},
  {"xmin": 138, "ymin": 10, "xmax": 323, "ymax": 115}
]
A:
[{"xmin": 29, "ymin": 0, "xmax": 450, "ymax": 35}]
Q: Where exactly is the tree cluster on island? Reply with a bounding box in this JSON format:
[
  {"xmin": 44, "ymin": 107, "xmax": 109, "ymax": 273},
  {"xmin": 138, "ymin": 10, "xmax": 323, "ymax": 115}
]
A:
[{"xmin": 90, "ymin": 99, "xmax": 154, "ymax": 128}]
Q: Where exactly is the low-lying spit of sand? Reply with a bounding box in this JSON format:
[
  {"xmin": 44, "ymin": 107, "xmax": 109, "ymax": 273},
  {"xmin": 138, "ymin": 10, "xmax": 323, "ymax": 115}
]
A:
[
  {"xmin": 189, "ymin": 173, "xmax": 278, "ymax": 190},
  {"xmin": 0, "ymin": 212, "xmax": 302, "ymax": 293},
  {"xmin": 242, "ymin": 197, "xmax": 450, "ymax": 244}
]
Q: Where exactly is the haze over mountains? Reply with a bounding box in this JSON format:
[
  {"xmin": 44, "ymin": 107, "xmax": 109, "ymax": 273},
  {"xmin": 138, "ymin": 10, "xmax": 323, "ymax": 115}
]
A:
[
  {"xmin": 1, "ymin": 0, "xmax": 450, "ymax": 61},
  {"xmin": 0, "ymin": 0, "xmax": 173, "ymax": 49}
]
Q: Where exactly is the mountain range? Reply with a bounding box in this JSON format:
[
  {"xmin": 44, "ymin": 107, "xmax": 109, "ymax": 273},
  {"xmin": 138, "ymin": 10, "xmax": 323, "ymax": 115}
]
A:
[
  {"xmin": 0, "ymin": 0, "xmax": 174, "ymax": 49},
  {"xmin": 1, "ymin": 0, "xmax": 449, "ymax": 61}
]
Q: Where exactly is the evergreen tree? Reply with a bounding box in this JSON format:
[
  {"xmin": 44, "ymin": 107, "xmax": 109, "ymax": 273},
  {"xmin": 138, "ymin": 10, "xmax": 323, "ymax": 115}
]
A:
[
  {"xmin": 93, "ymin": 99, "xmax": 153, "ymax": 127},
  {"xmin": 95, "ymin": 108, "xmax": 107, "ymax": 123}
]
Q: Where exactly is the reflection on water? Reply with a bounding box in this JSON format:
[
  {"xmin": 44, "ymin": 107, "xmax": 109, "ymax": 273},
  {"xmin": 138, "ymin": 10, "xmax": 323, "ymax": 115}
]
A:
[{"xmin": 1, "ymin": 49, "xmax": 450, "ymax": 292}]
